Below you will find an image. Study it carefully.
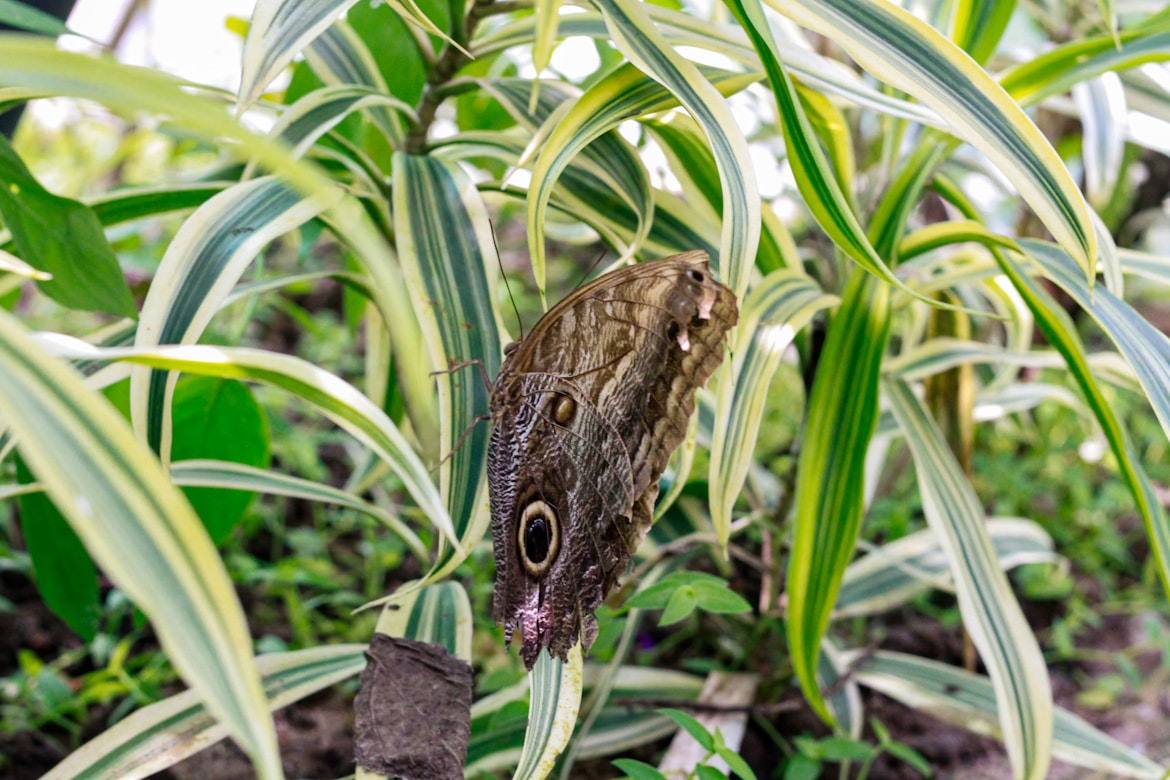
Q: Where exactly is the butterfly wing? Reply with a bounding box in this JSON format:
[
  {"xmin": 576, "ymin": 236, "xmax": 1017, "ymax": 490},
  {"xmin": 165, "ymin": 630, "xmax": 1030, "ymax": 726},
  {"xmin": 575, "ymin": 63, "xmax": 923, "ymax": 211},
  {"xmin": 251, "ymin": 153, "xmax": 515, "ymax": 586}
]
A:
[{"xmin": 488, "ymin": 251, "xmax": 738, "ymax": 667}]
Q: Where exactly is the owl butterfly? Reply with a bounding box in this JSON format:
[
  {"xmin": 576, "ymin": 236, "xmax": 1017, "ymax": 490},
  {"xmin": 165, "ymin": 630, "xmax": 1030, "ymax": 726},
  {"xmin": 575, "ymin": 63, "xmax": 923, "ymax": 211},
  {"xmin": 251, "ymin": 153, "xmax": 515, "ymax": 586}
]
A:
[{"xmin": 488, "ymin": 250, "xmax": 738, "ymax": 669}]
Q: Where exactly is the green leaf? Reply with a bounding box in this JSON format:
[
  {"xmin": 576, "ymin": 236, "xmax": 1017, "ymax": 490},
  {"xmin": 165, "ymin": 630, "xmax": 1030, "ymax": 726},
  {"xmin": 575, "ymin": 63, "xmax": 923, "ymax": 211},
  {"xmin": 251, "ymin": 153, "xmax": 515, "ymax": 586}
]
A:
[
  {"xmin": 885, "ymin": 741, "xmax": 932, "ymax": 776},
  {"xmin": 593, "ymin": 0, "xmax": 759, "ymax": 301},
  {"xmin": 814, "ymin": 736, "xmax": 872, "ymax": 762},
  {"xmin": 170, "ymin": 377, "xmax": 271, "ymax": 544},
  {"xmin": 709, "ymin": 268, "xmax": 837, "ymax": 542},
  {"xmin": 613, "ymin": 758, "xmax": 669, "ymax": 780},
  {"xmin": 786, "ymin": 271, "xmax": 890, "ymax": 725},
  {"xmin": 950, "ymin": 0, "xmax": 1015, "ymax": 64},
  {"xmin": 716, "ymin": 745, "xmax": 757, "ymax": 780},
  {"xmin": 0, "ymin": 135, "xmax": 135, "ymax": 317},
  {"xmin": 239, "ymin": 0, "xmax": 364, "ymax": 109},
  {"xmin": 42, "ymin": 645, "xmax": 365, "ymax": 780},
  {"xmin": 514, "ymin": 646, "xmax": 584, "ymax": 780},
  {"xmin": 851, "ymin": 650, "xmax": 1165, "ymax": 779},
  {"xmin": 767, "ymin": 0, "xmax": 1097, "ymax": 281},
  {"xmin": 0, "ymin": 308, "xmax": 282, "ymax": 779},
  {"xmin": 169, "ymin": 458, "xmax": 428, "ymax": 563},
  {"xmin": 696, "ymin": 765, "xmax": 730, "ymax": 780},
  {"xmin": 392, "ymin": 153, "xmax": 500, "ymax": 571},
  {"xmin": 0, "ymin": 0, "xmax": 71, "ymax": 36},
  {"xmin": 16, "ymin": 455, "xmax": 100, "ymax": 640},
  {"xmin": 784, "ymin": 754, "xmax": 822, "ymax": 780},
  {"xmin": 37, "ymin": 338, "xmax": 456, "ymax": 548},
  {"xmin": 659, "ymin": 708, "xmax": 715, "ymax": 751},
  {"xmin": 131, "ymin": 176, "xmax": 342, "ymax": 456},
  {"xmin": 836, "ymin": 518, "xmax": 1058, "ymax": 618},
  {"xmin": 885, "ymin": 379, "xmax": 1053, "ymax": 779},
  {"xmin": 659, "ymin": 586, "xmax": 699, "ymax": 625}
]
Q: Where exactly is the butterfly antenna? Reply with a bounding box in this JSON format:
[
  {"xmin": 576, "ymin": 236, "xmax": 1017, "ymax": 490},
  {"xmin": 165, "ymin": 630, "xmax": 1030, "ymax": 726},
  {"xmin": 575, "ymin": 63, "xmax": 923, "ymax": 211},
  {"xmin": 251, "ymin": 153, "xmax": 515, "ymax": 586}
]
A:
[
  {"xmin": 491, "ymin": 221, "xmax": 524, "ymax": 342},
  {"xmin": 574, "ymin": 247, "xmax": 609, "ymax": 291}
]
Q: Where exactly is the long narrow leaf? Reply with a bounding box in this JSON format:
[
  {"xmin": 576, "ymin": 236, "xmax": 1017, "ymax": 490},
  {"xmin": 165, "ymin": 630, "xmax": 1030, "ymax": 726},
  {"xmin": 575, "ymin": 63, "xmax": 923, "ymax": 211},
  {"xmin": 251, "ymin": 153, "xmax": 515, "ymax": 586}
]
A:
[
  {"xmin": 886, "ymin": 378, "xmax": 1053, "ymax": 779},
  {"xmin": 709, "ymin": 269, "xmax": 837, "ymax": 542},
  {"xmin": 392, "ymin": 154, "xmax": 500, "ymax": 568},
  {"xmin": 786, "ymin": 271, "xmax": 890, "ymax": 724},
  {"xmin": 0, "ymin": 309, "xmax": 282, "ymax": 779}
]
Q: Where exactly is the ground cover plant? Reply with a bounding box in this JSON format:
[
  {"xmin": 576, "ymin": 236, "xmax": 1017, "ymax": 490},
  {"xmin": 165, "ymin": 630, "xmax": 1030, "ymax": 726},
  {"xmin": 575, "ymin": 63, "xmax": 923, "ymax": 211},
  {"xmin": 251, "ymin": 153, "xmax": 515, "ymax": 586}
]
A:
[{"xmin": 2, "ymin": 0, "xmax": 1170, "ymax": 778}]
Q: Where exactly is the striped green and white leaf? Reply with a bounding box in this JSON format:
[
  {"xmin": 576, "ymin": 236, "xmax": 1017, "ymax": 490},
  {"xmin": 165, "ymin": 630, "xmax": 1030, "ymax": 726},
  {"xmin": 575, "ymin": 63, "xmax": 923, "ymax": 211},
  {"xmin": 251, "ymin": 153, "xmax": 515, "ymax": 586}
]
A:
[
  {"xmin": 886, "ymin": 378, "xmax": 1053, "ymax": 780},
  {"xmin": 950, "ymin": 0, "xmax": 1016, "ymax": 65},
  {"xmin": 514, "ymin": 648, "xmax": 584, "ymax": 780},
  {"xmin": 131, "ymin": 176, "xmax": 342, "ymax": 457},
  {"xmin": 303, "ymin": 20, "xmax": 409, "ymax": 146},
  {"xmin": 0, "ymin": 309, "xmax": 282, "ymax": 780},
  {"xmin": 523, "ymin": 62, "xmax": 756, "ymax": 298},
  {"xmin": 239, "ymin": 0, "xmax": 362, "ymax": 110},
  {"xmin": 481, "ymin": 76, "xmax": 653, "ymax": 285},
  {"xmin": 471, "ymin": 8, "xmax": 941, "ymax": 127},
  {"xmin": 709, "ymin": 269, "xmax": 837, "ymax": 543},
  {"xmin": 265, "ymin": 84, "xmax": 414, "ymax": 158},
  {"xmin": 836, "ymin": 518, "xmax": 1059, "ymax": 619},
  {"xmin": 994, "ymin": 247, "xmax": 1170, "ymax": 589},
  {"xmin": 0, "ymin": 246, "xmax": 50, "ymax": 279},
  {"xmin": 359, "ymin": 583, "xmax": 475, "ymax": 780},
  {"xmin": 849, "ymin": 651, "xmax": 1165, "ymax": 779},
  {"xmin": 786, "ymin": 272, "xmax": 890, "ymax": 725},
  {"xmin": 1001, "ymin": 24, "xmax": 1170, "ymax": 107},
  {"xmin": 35, "ymin": 337, "xmax": 455, "ymax": 547},
  {"xmin": 1074, "ymin": 73, "xmax": 1128, "ymax": 211},
  {"xmin": 371, "ymin": 580, "xmax": 473, "ymax": 658},
  {"xmin": 766, "ymin": 0, "xmax": 1097, "ymax": 281},
  {"xmin": 593, "ymin": 0, "xmax": 759, "ymax": 302},
  {"xmin": 393, "ymin": 154, "xmax": 500, "ymax": 571},
  {"xmin": 86, "ymin": 182, "xmax": 230, "ymax": 228},
  {"xmin": 1001, "ymin": 242, "xmax": 1170, "ymax": 594},
  {"xmin": 728, "ymin": 0, "xmax": 929, "ymax": 296},
  {"xmin": 0, "ymin": 38, "xmax": 335, "ymax": 201},
  {"xmin": 466, "ymin": 665, "xmax": 704, "ymax": 774},
  {"xmin": 42, "ymin": 645, "xmax": 366, "ymax": 780},
  {"xmin": 169, "ymin": 459, "xmax": 428, "ymax": 562}
]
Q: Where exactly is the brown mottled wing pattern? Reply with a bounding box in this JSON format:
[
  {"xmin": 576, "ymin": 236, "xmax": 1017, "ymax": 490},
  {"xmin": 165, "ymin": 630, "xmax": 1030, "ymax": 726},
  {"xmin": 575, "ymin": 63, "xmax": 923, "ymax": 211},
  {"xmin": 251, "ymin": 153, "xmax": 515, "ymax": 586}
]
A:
[{"xmin": 488, "ymin": 251, "xmax": 738, "ymax": 668}]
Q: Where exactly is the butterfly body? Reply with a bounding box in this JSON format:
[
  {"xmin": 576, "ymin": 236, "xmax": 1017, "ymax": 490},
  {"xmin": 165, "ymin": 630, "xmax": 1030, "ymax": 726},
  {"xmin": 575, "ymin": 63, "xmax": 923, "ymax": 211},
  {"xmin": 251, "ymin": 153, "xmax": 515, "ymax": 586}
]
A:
[{"xmin": 488, "ymin": 251, "xmax": 738, "ymax": 668}]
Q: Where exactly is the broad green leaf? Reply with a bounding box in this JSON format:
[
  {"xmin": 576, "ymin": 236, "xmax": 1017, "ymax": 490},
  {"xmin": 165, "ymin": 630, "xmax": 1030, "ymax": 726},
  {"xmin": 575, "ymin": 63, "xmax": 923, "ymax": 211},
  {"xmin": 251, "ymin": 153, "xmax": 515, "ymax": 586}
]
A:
[
  {"xmin": 0, "ymin": 309, "xmax": 282, "ymax": 779},
  {"xmin": 515, "ymin": 647, "xmax": 584, "ymax": 780},
  {"xmin": 16, "ymin": 454, "xmax": 100, "ymax": 640},
  {"xmin": 346, "ymin": 0, "xmax": 426, "ymax": 107},
  {"xmin": 0, "ymin": 134, "xmax": 135, "ymax": 317},
  {"xmin": 0, "ymin": 0, "xmax": 72, "ymax": 36},
  {"xmin": 41, "ymin": 645, "xmax": 366, "ymax": 780},
  {"xmin": 36, "ymin": 337, "xmax": 456, "ymax": 547},
  {"xmin": 709, "ymin": 269, "xmax": 837, "ymax": 543},
  {"xmin": 836, "ymin": 518, "xmax": 1059, "ymax": 619},
  {"xmin": 786, "ymin": 271, "xmax": 890, "ymax": 724},
  {"xmin": 169, "ymin": 458, "xmax": 428, "ymax": 562},
  {"xmin": 886, "ymin": 378, "xmax": 1053, "ymax": 779},
  {"xmin": 660, "ymin": 708, "xmax": 715, "ymax": 751},
  {"xmin": 613, "ymin": 759, "xmax": 668, "ymax": 780},
  {"xmin": 239, "ymin": 0, "xmax": 363, "ymax": 109},
  {"xmin": 131, "ymin": 176, "xmax": 342, "ymax": 458},
  {"xmin": 850, "ymin": 651, "xmax": 1165, "ymax": 779},
  {"xmin": 169, "ymin": 377, "xmax": 271, "ymax": 543},
  {"xmin": 392, "ymin": 153, "xmax": 500, "ymax": 570},
  {"xmin": 593, "ymin": 0, "xmax": 759, "ymax": 301},
  {"xmin": 767, "ymin": 0, "xmax": 1097, "ymax": 280}
]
